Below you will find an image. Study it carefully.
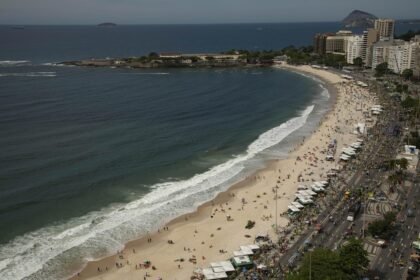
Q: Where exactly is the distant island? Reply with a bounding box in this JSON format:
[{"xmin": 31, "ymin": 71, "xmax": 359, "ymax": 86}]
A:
[
  {"xmin": 342, "ymin": 10, "xmax": 377, "ymax": 28},
  {"xmin": 97, "ymin": 22, "xmax": 117, "ymax": 27}
]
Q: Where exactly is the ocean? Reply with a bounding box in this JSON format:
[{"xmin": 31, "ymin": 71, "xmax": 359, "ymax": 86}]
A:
[{"xmin": 0, "ymin": 22, "xmax": 418, "ymax": 279}]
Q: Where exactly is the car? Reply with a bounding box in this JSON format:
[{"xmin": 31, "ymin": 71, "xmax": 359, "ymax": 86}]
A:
[
  {"xmin": 407, "ymin": 209, "xmax": 415, "ymax": 217},
  {"xmin": 377, "ymin": 240, "xmax": 386, "ymax": 248},
  {"xmin": 288, "ymin": 252, "xmax": 301, "ymax": 268}
]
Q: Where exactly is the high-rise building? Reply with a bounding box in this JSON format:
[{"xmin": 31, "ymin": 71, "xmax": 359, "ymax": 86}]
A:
[
  {"xmin": 371, "ymin": 41, "xmax": 391, "ymax": 70},
  {"xmin": 413, "ymin": 36, "xmax": 420, "ymax": 78},
  {"xmin": 325, "ymin": 30, "xmax": 353, "ymax": 55},
  {"xmin": 346, "ymin": 35, "xmax": 364, "ymax": 64},
  {"xmin": 313, "ymin": 33, "xmax": 335, "ymax": 55},
  {"xmin": 374, "ymin": 19, "xmax": 395, "ymax": 40},
  {"xmin": 361, "ymin": 28, "xmax": 379, "ymax": 66},
  {"xmin": 372, "ymin": 39, "xmax": 420, "ymax": 74}
]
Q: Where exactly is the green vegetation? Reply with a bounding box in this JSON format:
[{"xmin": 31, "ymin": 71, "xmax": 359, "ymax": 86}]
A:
[
  {"xmin": 339, "ymin": 238, "xmax": 370, "ymax": 277},
  {"xmin": 353, "ymin": 57, "xmax": 363, "ymax": 68},
  {"xmin": 395, "ymin": 29, "xmax": 420, "ymax": 41},
  {"xmin": 287, "ymin": 238, "xmax": 369, "ymax": 280},
  {"xmin": 405, "ymin": 130, "xmax": 420, "ymax": 147},
  {"xmin": 394, "ymin": 82, "xmax": 409, "ymax": 93},
  {"xmin": 402, "ymin": 69, "xmax": 414, "ymax": 80},
  {"xmin": 385, "ymin": 158, "xmax": 409, "ymax": 171},
  {"xmin": 367, "ymin": 212, "xmax": 397, "ymax": 239},
  {"xmin": 375, "ymin": 62, "xmax": 389, "ymax": 77},
  {"xmin": 224, "ymin": 46, "xmax": 347, "ymax": 67},
  {"xmin": 282, "ymin": 46, "xmax": 313, "ymax": 65},
  {"xmin": 322, "ymin": 53, "xmax": 347, "ymax": 68}
]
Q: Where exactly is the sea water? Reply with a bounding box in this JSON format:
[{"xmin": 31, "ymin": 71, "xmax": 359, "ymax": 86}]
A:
[{"xmin": 0, "ymin": 22, "xmax": 418, "ymax": 279}]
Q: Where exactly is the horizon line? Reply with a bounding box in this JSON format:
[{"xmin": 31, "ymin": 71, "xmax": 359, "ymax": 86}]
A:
[{"xmin": 0, "ymin": 19, "xmax": 418, "ymax": 26}]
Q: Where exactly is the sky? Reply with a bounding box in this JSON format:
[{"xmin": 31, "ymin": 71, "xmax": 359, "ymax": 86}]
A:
[{"xmin": 1, "ymin": 0, "xmax": 419, "ymax": 25}]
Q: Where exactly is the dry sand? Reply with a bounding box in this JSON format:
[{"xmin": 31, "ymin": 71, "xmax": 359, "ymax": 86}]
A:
[{"xmin": 70, "ymin": 65, "xmax": 376, "ymax": 280}]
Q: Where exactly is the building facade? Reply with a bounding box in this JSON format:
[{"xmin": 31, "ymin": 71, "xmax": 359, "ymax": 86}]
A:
[
  {"xmin": 371, "ymin": 41, "xmax": 390, "ymax": 70},
  {"xmin": 374, "ymin": 19, "xmax": 395, "ymax": 40},
  {"xmin": 346, "ymin": 35, "xmax": 364, "ymax": 64},
  {"xmin": 313, "ymin": 33, "xmax": 334, "ymax": 55},
  {"xmin": 372, "ymin": 39, "xmax": 420, "ymax": 74},
  {"xmin": 325, "ymin": 31, "xmax": 353, "ymax": 55},
  {"xmin": 361, "ymin": 28, "xmax": 379, "ymax": 67}
]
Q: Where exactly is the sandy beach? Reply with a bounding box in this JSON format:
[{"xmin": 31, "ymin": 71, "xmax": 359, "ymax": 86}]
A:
[{"xmin": 70, "ymin": 65, "xmax": 377, "ymax": 280}]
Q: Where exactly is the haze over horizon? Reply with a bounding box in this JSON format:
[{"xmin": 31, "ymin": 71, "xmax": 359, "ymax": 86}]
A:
[{"xmin": 1, "ymin": 0, "xmax": 419, "ymax": 25}]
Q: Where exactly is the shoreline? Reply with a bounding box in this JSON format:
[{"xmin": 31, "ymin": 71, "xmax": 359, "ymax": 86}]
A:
[{"xmin": 69, "ymin": 64, "xmax": 370, "ymax": 280}]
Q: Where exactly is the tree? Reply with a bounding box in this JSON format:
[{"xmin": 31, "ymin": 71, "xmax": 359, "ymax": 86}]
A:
[
  {"xmin": 323, "ymin": 54, "xmax": 346, "ymax": 68},
  {"xmin": 148, "ymin": 52, "xmax": 159, "ymax": 58},
  {"xmin": 339, "ymin": 238, "xmax": 369, "ymax": 277},
  {"xmin": 287, "ymin": 248, "xmax": 346, "ymax": 280},
  {"xmin": 375, "ymin": 62, "xmax": 389, "ymax": 77},
  {"xmin": 368, "ymin": 212, "xmax": 396, "ymax": 239},
  {"xmin": 402, "ymin": 69, "xmax": 414, "ymax": 80},
  {"xmin": 353, "ymin": 57, "xmax": 363, "ymax": 68},
  {"xmin": 397, "ymin": 158, "xmax": 408, "ymax": 170}
]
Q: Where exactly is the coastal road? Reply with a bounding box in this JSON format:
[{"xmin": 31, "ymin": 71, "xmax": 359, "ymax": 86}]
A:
[{"xmin": 276, "ymin": 94, "xmax": 406, "ymax": 277}]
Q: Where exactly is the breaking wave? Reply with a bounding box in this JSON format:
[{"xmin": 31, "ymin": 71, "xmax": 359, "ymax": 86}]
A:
[
  {"xmin": 0, "ymin": 72, "xmax": 56, "ymax": 77},
  {"xmin": 0, "ymin": 105, "xmax": 316, "ymax": 280}
]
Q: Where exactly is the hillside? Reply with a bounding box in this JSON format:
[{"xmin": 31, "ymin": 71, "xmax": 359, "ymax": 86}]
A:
[{"xmin": 342, "ymin": 10, "xmax": 377, "ymax": 28}]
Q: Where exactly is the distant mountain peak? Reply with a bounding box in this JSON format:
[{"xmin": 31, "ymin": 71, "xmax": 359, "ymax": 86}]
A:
[{"xmin": 342, "ymin": 10, "xmax": 377, "ymax": 28}]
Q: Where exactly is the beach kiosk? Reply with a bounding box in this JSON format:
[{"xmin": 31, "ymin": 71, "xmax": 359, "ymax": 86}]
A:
[{"xmin": 231, "ymin": 255, "xmax": 253, "ymax": 269}]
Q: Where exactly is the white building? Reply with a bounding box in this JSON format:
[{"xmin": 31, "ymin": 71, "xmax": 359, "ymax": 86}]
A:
[
  {"xmin": 371, "ymin": 38, "xmax": 420, "ymax": 73},
  {"xmin": 374, "ymin": 19, "xmax": 395, "ymax": 41},
  {"xmin": 371, "ymin": 41, "xmax": 391, "ymax": 70},
  {"xmin": 346, "ymin": 35, "xmax": 364, "ymax": 64}
]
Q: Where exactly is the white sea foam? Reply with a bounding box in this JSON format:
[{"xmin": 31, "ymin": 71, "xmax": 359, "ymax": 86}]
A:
[
  {"xmin": 319, "ymin": 84, "xmax": 330, "ymax": 98},
  {"xmin": 0, "ymin": 104, "xmax": 316, "ymax": 280},
  {"xmin": 0, "ymin": 60, "xmax": 30, "ymax": 66},
  {"xmin": 0, "ymin": 72, "xmax": 56, "ymax": 77},
  {"xmin": 129, "ymin": 72, "xmax": 170, "ymax": 75}
]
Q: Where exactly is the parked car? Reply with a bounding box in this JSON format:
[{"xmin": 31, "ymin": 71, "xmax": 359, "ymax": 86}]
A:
[{"xmin": 407, "ymin": 209, "xmax": 415, "ymax": 217}]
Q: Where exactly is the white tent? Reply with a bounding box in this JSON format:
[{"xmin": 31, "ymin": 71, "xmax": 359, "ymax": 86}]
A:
[
  {"xmin": 314, "ymin": 181, "xmax": 326, "ymax": 188},
  {"xmin": 340, "ymin": 155, "xmax": 350, "ymax": 161},
  {"xmin": 298, "ymin": 190, "xmax": 314, "ymax": 197},
  {"xmin": 356, "ymin": 81, "xmax": 368, "ymax": 87},
  {"xmin": 288, "ymin": 205, "xmax": 301, "ymax": 213},
  {"xmin": 342, "ymin": 148, "xmax": 356, "ymax": 156},
  {"xmin": 297, "ymin": 196, "xmax": 313, "ymax": 204},
  {"xmin": 292, "ymin": 201, "xmax": 305, "ymax": 208},
  {"xmin": 210, "ymin": 261, "xmax": 235, "ymax": 273},
  {"xmin": 306, "ymin": 189, "xmax": 317, "ymax": 196},
  {"xmin": 233, "ymin": 250, "xmax": 248, "ymax": 257},
  {"xmin": 202, "ymin": 268, "xmax": 228, "ymax": 280},
  {"xmin": 239, "ymin": 246, "xmax": 255, "ymax": 255},
  {"xmin": 311, "ymin": 185, "xmax": 324, "ymax": 193},
  {"xmin": 246, "ymin": 244, "xmax": 260, "ymax": 251}
]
